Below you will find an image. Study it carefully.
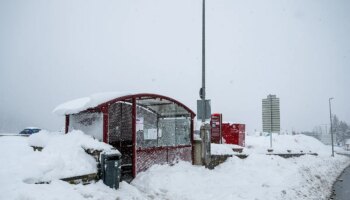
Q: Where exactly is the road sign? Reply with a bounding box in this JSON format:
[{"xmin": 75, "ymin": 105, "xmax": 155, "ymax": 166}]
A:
[{"xmin": 262, "ymin": 95, "xmax": 280, "ymax": 133}]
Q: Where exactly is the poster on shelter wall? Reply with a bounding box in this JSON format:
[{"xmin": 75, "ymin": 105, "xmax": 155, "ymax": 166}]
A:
[
  {"xmin": 136, "ymin": 117, "xmax": 144, "ymax": 131},
  {"xmin": 144, "ymin": 129, "xmax": 157, "ymax": 140}
]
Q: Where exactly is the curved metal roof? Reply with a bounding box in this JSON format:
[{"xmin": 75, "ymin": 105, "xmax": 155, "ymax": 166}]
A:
[
  {"xmin": 54, "ymin": 92, "xmax": 195, "ymax": 117},
  {"xmin": 99, "ymin": 93, "xmax": 195, "ymax": 117}
]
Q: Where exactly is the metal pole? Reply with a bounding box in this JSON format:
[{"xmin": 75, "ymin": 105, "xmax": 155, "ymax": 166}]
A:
[
  {"xmin": 201, "ymin": 0, "xmax": 206, "ymax": 122},
  {"xmin": 329, "ymin": 97, "xmax": 334, "ymax": 157}
]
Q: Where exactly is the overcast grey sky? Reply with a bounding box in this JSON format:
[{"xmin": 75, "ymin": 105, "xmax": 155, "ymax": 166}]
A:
[{"xmin": 0, "ymin": 0, "xmax": 349, "ymax": 133}]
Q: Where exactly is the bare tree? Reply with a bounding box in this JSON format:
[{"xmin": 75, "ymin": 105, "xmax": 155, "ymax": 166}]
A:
[{"xmin": 332, "ymin": 115, "xmax": 350, "ymax": 145}]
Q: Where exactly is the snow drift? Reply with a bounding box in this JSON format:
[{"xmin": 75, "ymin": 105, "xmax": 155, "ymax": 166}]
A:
[{"xmin": 0, "ymin": 131, "xmax": 349, "ymax": 200}]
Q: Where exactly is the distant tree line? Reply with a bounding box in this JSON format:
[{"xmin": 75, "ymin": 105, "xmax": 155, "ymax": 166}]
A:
[
  {"xmin": 301, "ymin": 115, "xmax": 350, "ymax": 146},
  {"xmin": 332, "ymin": 115, "xmax": 350, "ymax": 145}
]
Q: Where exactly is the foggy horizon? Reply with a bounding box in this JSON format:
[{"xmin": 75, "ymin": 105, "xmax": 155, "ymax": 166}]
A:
[{"xmin": 1, "ymin": 0, "xmax": 349, "ymax": 134}]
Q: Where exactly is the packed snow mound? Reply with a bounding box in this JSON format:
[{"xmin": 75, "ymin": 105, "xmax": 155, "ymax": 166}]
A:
[
  {"xmin": 211, "ymin": 143, "xmax": 243, "ymax": 155},
  {"xmin": 131, "ymin": 155, "xmax": 350, "ymax": 200},
  {"xmin": 28, "ymin": 130, "xmax": 118, "ymax": 153},
  {"xmin": 245, "ymin": 134, "xmax": 331, "ymax": 155},
  {"xmin": 211, "ymin": 134, "xmax": 330, "ymax": 155},
  {"xmin": 53, "ymin": 92, "xmax": 132, "ymax": 115},
  {"xmin": 1, "ymin": 131, "xmax": 349, "ymax": 200},
  {"xmin": 27, "ymin": 130, "xmax": 63, "ymax": 147},
  {"xmin": 0, "ymin": 131, "xmax": 123, "ymax": 200},
  {"xmin": 27, "ymin": 130, "xmax": 116, "ymax": 182}
]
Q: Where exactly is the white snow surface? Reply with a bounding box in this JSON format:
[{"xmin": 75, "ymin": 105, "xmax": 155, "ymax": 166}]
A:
[
  {"xmin": 211, "ymin": 134, "xmax": 327, "ymax": 155},
  {"xmin": 53, "ymin": 92, "xmax": 132, "ymax": 115},
  {"xmin": 211, "ymin": 143, "xmax": 243, "ymax": 155},
  {"xmin": 28, "ymin": 130, "xmax": 118, "ymax": 153},
  {"xmin": 1, "ymin": 132, "xmax": 349, "ymax": 200},
  {"xmin": 244, "ymin": 134, "xmax": 332, "ymax": 155},
  {"xmin": 346, "ymin": 139, "xmax": 350, "ymax": 145}
]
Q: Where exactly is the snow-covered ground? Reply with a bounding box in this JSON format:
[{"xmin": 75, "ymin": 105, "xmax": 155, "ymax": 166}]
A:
[{"xmin": 0, "ymin": 131, "xmax": 349, "ymax": 200}]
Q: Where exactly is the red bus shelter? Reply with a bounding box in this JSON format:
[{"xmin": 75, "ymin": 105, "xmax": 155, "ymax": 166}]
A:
[{"xmin": 54, "ymin": 92, "xmax": 195, "ymax": 181}]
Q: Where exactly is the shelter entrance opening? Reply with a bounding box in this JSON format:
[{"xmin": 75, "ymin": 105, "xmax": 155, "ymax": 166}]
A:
[{"xmin": 108, "ymin": 100, "xmax": 133, "ymax": 181}]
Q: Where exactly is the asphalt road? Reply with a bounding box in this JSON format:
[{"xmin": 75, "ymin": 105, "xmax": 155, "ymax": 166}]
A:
[{"xmin": 331, "ymin": 163, "xmax": 350, "ymax": 200}]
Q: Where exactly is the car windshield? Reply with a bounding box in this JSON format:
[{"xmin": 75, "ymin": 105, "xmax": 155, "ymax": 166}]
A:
[{"xmin": 21, "ymin": 129, "xmax": 41, "ymax": 134}]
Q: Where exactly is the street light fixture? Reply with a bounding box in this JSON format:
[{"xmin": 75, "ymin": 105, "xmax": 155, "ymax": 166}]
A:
[{"xmin": 329, "ymin": 97, "xmax": 334, "ymax": 157}]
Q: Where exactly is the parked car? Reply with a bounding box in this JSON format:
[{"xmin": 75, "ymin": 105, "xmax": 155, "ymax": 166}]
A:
[{"xmin": 19, "ymin": 127, "xmax": 41, "ymax": 135}]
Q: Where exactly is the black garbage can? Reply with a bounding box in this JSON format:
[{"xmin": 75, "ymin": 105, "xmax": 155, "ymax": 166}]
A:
[{"xmin": 100, "ymin": 153, "xmax": 121, "ymax": 189}]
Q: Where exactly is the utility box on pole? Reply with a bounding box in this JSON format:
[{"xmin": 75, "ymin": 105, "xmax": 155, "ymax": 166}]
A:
[{"xmin": 197, "ymin": 100, "xmax": 211, "ymax": 121}]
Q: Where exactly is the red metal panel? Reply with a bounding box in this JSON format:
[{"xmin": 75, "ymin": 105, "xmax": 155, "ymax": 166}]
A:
[
  {"xmin": 191, "ymin": 116, "xmax": 194, "ymax": 165},
  {"xmin": 239, "ymin": 124, "xmax": 246, "ymax": 146},
  {"xmin": 233, "ymin": 124, "xmax": 239, "ymax": 145},
  {"xmin": 168, "ymin": 146, "xmax": 192, "ymax": 163},
  {"xmin": 222, "ymin": 123, "xmax": 233, "ymax": 144},
  {"xmin": 136, "ymin": 148, "xmax": 167, "ymax": 173},
  {"xmin": 136, "ymin": 146, "xmax": 192, "ymax": 173},
  {"xmin": 222, "ymin": 123, "xmax": 245, "ymax": 146},
  {"xmin": 210, "ymin": 113, "xmax": 222, "ymax": 144}
]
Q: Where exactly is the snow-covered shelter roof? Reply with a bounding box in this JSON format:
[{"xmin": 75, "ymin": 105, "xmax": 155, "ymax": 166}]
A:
[
  {"xmin": 53, "ymin": 92, "xmax": 195, "ymax": 117},
  {"xmin": 53, "ymin": 92, "xmax": 132, "ymax": 115}
]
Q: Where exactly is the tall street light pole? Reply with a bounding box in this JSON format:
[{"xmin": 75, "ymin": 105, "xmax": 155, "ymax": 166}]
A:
[
  {"xmin": 198, "ymin": 0, "xmax": 211, "ymax": 166},
  {"xmin": 201, "ymin": 0, "xmax": 206, "ymax": 122},
  {"xmin": 329, "ymin": 97, "xmax": 334, "ymax": 157}
]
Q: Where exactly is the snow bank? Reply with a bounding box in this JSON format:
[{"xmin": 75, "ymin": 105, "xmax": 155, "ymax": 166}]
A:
[
  {"xmin": 244, "ymin": 134, "xmax": 331, "ymax": 155},
  {"xmin": 1, "ymin": 132, "xmax": 349, "ymax": 200},
  {"xmin": 27, "ymin": 130, "xmax": 63, "ymax": 147},
  {"xmin": 211, "ymin": 134, "xmax": 329, "ymax": 155},
  {"xmin": 28, "ymin": 130, "xmax": 117, "ymax": 153},
  {"xmin": 0, "ymin": 130, "xmax": 116, "ymax": 186},
  {"xmin": 129, "ymin": 134, "xmax": 348, "ymax": 200},
  {"xmin": 335, "ymin": 146, "xmax": 350, "ymax": 155},
  {"xmin": 0, "ymin": 131, "xmax": 121, "ymax": 200},
  {"xmin": 1, "ymin": 130, "xmax": 159, "ymax": 200},
  {"xmin": 211, "ymin": 143, "xmax": 243, "ymax": 155},
  {"xmin": 27, "ymin": 130, "xmax": 117, "ymax": 181},
  {"xmin": 53, "ymin": 92, "xmax": 132, "ymax": 115},
  {"xmin": 130, "ymin": 155, "xmax": 349, "ymax": 200}
]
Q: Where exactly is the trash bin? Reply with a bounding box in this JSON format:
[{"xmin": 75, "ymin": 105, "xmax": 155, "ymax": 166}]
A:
[{"xmin": 100, "ymin": 152, "xmax": 121, "ymax": 189}]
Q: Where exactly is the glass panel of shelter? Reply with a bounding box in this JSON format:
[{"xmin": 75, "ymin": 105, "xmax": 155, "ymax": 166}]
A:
[
  {"xmin": 136, "ymin": 97, "xmax": 191, "ymax": 148},
  {"xmin": 136, "ymin": 104, "xmax": 158, "ymax": 148},
  {"xmin": 69, "ymin": 111, "xmax": 103, "ymax": 141},
  {"xmin": 175, "ymin": 117, "xmax": 191, "ymax": 145}
]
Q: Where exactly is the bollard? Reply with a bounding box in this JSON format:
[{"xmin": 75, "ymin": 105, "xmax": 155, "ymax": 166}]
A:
[{"xmin": 200, "ymin": 123, "xmax": 211, "ymax": 167}]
